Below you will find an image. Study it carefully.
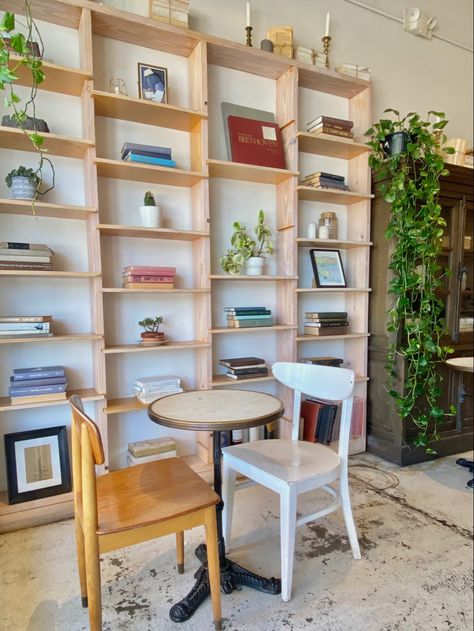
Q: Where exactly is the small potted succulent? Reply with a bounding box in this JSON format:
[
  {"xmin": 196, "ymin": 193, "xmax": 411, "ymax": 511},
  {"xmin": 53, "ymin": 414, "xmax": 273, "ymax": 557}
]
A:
[
  {"xmin": 5, "ymin": 166, "xmax": 41, "ymax": 200},
  {"xmin": 139, "ymin": 190, "xmax": 161, "ymax": 227},
  {"xmin": 220, "ymin": 209, "xmax": 274, "ymax": 276},
  {"xmin": 138, "ymin": 315, "xmax": 164, "ymax": 343}
]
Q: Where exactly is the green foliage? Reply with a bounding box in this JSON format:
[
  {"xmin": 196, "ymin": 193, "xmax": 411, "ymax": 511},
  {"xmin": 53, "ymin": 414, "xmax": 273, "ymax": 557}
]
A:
[
  {"xmin": 138, "ymin": 316, "xmax": 163, "ymax": 333},
  {"xmin": 5, "ymin": 165, "xmax": 40, "ymax": 187},
  {"xmin": 220, "ymin": 209, "xmax": 274, "ymax": 274},
  {"xmin": 366, "ymin": 109, "xmax": 454, "ymax": 449},
  {"xmin": 144, "ymin": 190, "xmax": 156, "ymax": 206}
]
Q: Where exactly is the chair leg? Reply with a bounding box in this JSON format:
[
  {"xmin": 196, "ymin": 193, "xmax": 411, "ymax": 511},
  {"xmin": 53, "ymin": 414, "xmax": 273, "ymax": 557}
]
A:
[
  {"xmin": 176, "ymin": 531, "xmax": 185, "ymax": 574},
  {"xmin": 280, "ymin": 486, "xmax": 297, "ymax": 602},
  {"xmin": 74, "ymin": 517, "xmax": 88, "ymax": 607},
  {"xmin": 84, "ymin": 531, "xmax": 102, "ymax": 631},
  {"xmin": 340, "ymin": 472, "xmax": 361, "ymax": 560},
  {"xmin": 204, "ymin": 507, "xmax": 222, "ymax": 631},
  {"xmin": 222, "ymin": 457, "xmax": 237, "ymax": 550}
]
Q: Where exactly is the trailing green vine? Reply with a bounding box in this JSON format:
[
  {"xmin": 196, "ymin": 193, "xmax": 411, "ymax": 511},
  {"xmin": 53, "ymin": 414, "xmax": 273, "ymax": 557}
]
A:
[{"xmin": 366, "ymin": 110, "xmax": 456, "ymax": 451}]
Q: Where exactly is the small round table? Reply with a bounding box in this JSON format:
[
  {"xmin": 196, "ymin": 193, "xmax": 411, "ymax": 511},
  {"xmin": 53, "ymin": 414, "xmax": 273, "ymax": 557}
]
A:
[{"xmin": 148, "ymin": 389, "xmax": 284, "ymax": 623}]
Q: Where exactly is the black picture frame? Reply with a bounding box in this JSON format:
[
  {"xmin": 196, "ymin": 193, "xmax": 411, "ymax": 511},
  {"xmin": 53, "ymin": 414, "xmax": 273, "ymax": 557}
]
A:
[
  {"xmin": 309, "ymin": 248, "xmax": 347, "ymax": 288},
  {"xmin": 4, "ymin": 425, "xmax": 71, "ymax": 505},
  {"xmin": 137, "ymin": 62, "xmax": 168, "ymax": 103}
]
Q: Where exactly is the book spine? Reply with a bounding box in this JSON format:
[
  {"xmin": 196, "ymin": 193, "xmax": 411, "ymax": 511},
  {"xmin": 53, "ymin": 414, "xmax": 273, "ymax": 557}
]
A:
[
  {"xmin": 123, "ymin": 274, "xmax": 174, "ymax": 282},
  {"xmin": 124, "ymin": 266, "xmax": 176, "ymax": 274},
  {"xmin": 228, "ymin": 367, "xmax": 268, "ymax": 375},
  {"xmin": 121, "ymin": 143, "xmax": 172, "ymax": 155},
  {"xmin": 227, "ymin": 314, "xmax": 272, "ymax": 320},
  {"xmin": 303, "ymin": 326, "xmax": 348, "ymax": 335},
  {"xmin": 230, "ymin": 319, "xmax": 273, "ymax": 327},
  {"xmin": 0, "ymin": 254, "xmax": 51, "ymax": 263},
  {"xmin": 9, "ymin": 383, "xmax": 67, "ymax": 396},
  {"xmin": 9, "ymin": 376, "xmax": 66, "ymax": 387},
  {"xmin": 122, "ymin": 149, "xmax": 172, "ymax": 160},
  {"xmin": 305, "ymin": 312, "xmax": 348, "ymax": 318},
  {"xmin": 0, "ymin": 322, "xmax": 51, "ymax": 331},
  {"xmin": 0, "ymin": 248, "xmax": 51, "ymax": 257},
  {"xmin": 223, "ymin": 306, "xmax": 268, "ymax": 312},
  {"xmin": 125, "ymin": 154, "xmax": 177, "ymax": 167},
  {"xmin": 0, "ymin": 241, "xmax": 48, "ymax": 250},
  {"xmin": 0, "ymin": 316, "xmax": 52, "ymax": 323},
  {"xmin": 0, "ymin": 262, "xmax": 52, "ymax": 270},
  {"xmin": 123, "ymin": 282, "xmax": 174, "ymax": 289},
  {"xmin": 226, "ymin": 372, "xmax": 268, "ymax": 380},
  {"xmin": 304, "ymin": 321, "xmax": 349, "ymax": 327},
  {"xmin": 13, "ymin": 369, "xmax": 65, "ymax": 380}
]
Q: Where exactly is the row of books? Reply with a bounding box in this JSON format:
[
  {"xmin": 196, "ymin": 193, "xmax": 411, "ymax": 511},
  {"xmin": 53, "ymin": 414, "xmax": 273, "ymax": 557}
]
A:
[
  {"xmin": 121, "ymin": 142, "xmax": 176, "ymax": 168},
  {"xmin": 133, "ymin": 374, "xmax": 183, "ymax": 404},
  {"xmin": 122, "ymin": 265, "xmax": 176, "ymax": 289},
  {"xmin": 9, "ymin": 365, "xmax": 67, "ymax": 405},
  {"xmin": 0, "ymin": 241, "xmax": 54, "ymax": 271},
  {"xmin": 127, "ymin": 436, "xmax": 177, "ymax": 466},
  {"xmin": 303, "ymin": 311, "xmax": 349, "ymax": 336},
  {"xmin": 306, "ymin": 115, "xmax": 354, "ymax": 140},
  {"xmin": 301, "ymin": 395, "xmax": 365, "ymax": 444},
  {"xmin": 224, "ymin": 306, "xmax": 273, "ymax": 328},
  {"xmin": 300, "ymin": 171, "xmax": 349, "ymax": 191},
  {"xmin": 219, "ymin": 356, "xmax": 268, "ymax": 381},
  {"xmin": 0, "ymin": 315, "xmax": 54, "ymax": 339}
]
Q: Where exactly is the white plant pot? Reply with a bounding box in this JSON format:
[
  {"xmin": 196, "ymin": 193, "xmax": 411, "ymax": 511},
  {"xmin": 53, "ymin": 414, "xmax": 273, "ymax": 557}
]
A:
[
  {"xmin": 139, "ymin": 205, "xmax": 162, "ymax": 228},
  {"xmin": 246, "ymin": 256, "xmax": 265, "ymax": 276},
  {"xmin": 10, "ymin": 176, "xmax": 37, "ymax": 200}
]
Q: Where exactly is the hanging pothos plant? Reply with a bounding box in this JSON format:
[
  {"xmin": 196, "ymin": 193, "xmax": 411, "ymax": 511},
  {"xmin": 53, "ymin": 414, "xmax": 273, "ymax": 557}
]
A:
[
  {"xmin": 366, "ymin": 109, "xmax": 456, "ymax": 452},
  {"xmin": 0, "ymin": 2, "xmax": 55, "ymax": 209}
]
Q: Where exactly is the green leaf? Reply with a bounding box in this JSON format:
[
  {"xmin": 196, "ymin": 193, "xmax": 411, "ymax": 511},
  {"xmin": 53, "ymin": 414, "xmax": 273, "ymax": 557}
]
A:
[{"xmin": 0, "ymin": 12, "xmax": 15, "ymax": 33}]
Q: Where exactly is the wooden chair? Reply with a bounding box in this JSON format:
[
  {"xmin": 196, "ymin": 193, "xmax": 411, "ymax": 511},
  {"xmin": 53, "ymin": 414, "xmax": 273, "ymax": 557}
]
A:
[
  {"xmin": 222, "ymin": 362, "xmax": 361, "ymax": 602},
  {"xmin": 69, "ymin": 395, "xmax": 222, "ymax": 630}
]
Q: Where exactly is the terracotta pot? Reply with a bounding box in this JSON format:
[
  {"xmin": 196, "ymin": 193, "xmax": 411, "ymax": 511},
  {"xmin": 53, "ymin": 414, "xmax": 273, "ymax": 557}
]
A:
[{"xmin": 140, "ymin": 332, "xmax": 164, "ymax": 341}]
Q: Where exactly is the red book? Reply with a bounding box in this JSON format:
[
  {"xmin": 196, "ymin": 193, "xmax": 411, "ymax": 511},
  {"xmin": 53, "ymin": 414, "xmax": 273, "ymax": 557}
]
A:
[
  {"xmin": 227, "ymin": 116, "xmax": 286, "ymax": 169},
  {"xmin": 123, "ymin": 266, "xmax": 176, "ymax": 275},
  {"xmin": 301, "ymin": 400, "xmax": 321, "ymax": 442},
  {"xmin": 123, "ymin": 274, "xmax": 174, "ymax": 283}
]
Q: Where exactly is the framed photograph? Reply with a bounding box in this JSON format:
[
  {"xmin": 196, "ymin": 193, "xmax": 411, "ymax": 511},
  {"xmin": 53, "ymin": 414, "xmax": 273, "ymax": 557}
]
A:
[
  {"xmin": 137, "ymin": 62, "xmax": 168, "ymax": 103},
  {"xmin": 4, "ymin": 426, "xmax": 71, "ymax": 505},
  {"xmin": 309, "ymin": 248, "xmax": 347, "ymax": 288}
]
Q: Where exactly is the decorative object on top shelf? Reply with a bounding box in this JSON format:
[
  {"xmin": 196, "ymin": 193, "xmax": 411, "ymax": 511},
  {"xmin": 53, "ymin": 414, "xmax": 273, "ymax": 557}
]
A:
[
  {"xmin": 220, "ymin": 209, "xmax": 274, "ymax": 276},
  {"xmin": 2, "ymin": 114, "xmax": 50, "ymax": 133},
  {"xmin": 309, "ymin": 249, "xmax": 346, "ymax": 288},
  {"xmin": 442, "ymin": 137, "xmax": 468, "ymax": 166},
  {"xmin": 260, "ymin": 39, "xmax": 273, "ymax": 52},
  {"xmin": 139, "ymin": 190, "xmax": 162, "ymax": 227},
  {"xmin": 336, "ymin": 63, "xmax": 371, "ymax": 81},
  {"xmin": 0, "ymin": 7, "xmax": 55, "ymax": 211},
  {"xmin": 137, "ymin": 62, "xmax": 168, "ymax": 103},
  {"xmin": 267, "ymin": 26, "xmax": 293, "ymax": 58},
  {"xmin": 322, "ymin": 11, "xmax": 331, "ymax": 68},
  {"xmin": 108, "ymin": 78, "xmax": 128, "ymax": 96},
  {"xmin": 366, "ymin": 109, "xmax": 456, "ymax": 450},
  {"xmin": 149, "ymin": 0, "xmax": 189, "ymax": 28},
  {"xmin": 5, "ymin": 166, "xmax": 41, "ymax": 200},
  {"xmin": 138, "ymin": 315, "xmax": 165, "ymax": 344},
  {"xmin": 294, "ymin": 46, "xmax": 314, "ymax": 65},
  {"xmin": 313, "ymin": 49, "xmax": 328, "ymax": 68}
]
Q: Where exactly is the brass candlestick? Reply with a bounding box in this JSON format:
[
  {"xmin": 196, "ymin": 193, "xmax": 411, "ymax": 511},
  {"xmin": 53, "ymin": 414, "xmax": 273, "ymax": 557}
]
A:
[
  {"xmin": 322, "ymin": 35, "xmax": 331, "ymax": 69},
  {"xmin": 245, "ymin": 25, "xmax": 253, "ymax": 47}
]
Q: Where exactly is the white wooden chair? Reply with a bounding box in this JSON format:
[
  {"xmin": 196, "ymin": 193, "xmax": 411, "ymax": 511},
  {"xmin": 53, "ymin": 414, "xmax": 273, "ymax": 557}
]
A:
[{"xmin": 222, "ymin": 361, "xmax": 361, "ymax": 602}]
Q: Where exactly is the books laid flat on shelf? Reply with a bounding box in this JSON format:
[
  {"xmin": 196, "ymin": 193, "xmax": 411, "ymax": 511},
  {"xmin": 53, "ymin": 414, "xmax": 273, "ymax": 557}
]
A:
[
  {"xmin": 121, "ymin": 142, "xmax": 171, "ymax": 158},
  {"xmin": 304, "ymin": 312, "xmax": 349, "ymax": 336},
  {"xmin": 303, "ymin": 326, "xmax": 348, "ymax": 336},
  {"xmin": 225, "ymin": 306, "xmax": 273, "ymax": 328},
  {"xmin": 219, "ymin": 356, "xmax": 266, "ymax": 368},
  {"xmin": 0, "ymin": 315, "xmax": 54, "ymax": 338},
  {"xmin": 124, "ymin": 265, "xmax": 176, "ymax": 274},
  {"xmin": 9, "ymin": 392, "xmax": 67, "ymax": 405},
  {"xmin": 124, "ymin": 154, "xmax": 177, "ymax": 167},
  {"xmin": 121, "ymin": 142, "xmax": 175, "ymax": 168},
  {"xmin": 123, "ymin": 283, "xmax": 173, "ymax": 289},
  {"xmin": 227, "ymin": 116, "xmax": 286, "ymax": 169},
  {"xmin": 336, "ymin": 63, "xmax": 371, "ymax": 81},
  {"xmin": 300, "ymin": 172, "xmax": 349, "ymax": 191},
  {"xmin": 307, "ymin": 116, "xmax": 354, "ymax": 131},
  {"xmin": 133, "ymin": 374, "xmax": 182, "ymax": 404},
  {"xmin": 300, "ymin": 356, "xmax": 344, "ymax": 367},
  {"xmin": 219, "ymin": 356, "xmax": 267, "ymax": 380},
  {"xmin": 150, "ymin": 0, "xmax": 189, "ymax": 28},
  {"xmin": 226, "ymin": 368, "xmax": 269, "ymax": 380},
  {"xmin": 12, "ymin": 365, "xmax": 65, "ymax": 380},
  {"xmin": 127, "ymin": 450, "xmax": 178, "ymax": 465},
  {"xmin": 127, "ymin": 436, "xmax": 177, "ymax": 465},
  {"xmin": 0, "ymin": 315, "xmax": 52, "ymax": 323},
  {"xmin": 9, "ymin": 365, "xmax": 67, "ymax": 404},
  {"xmin": 0, "ymin": 241, "xmax": 54, "ymax": 270},
  {"xmin": 123, "ymin": 266, "xmax": 176, "ymax": 289}
]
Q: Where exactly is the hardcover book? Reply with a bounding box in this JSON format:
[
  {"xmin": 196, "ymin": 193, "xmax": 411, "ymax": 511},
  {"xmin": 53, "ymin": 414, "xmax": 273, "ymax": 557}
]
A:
[
  {"xmin": 10, "ymin": 392, "xmax": 67, "ymax": 404},
  {"xmin": 303, "ymin": 326, "xmax": 348, "ymax": 336},
  {"xmin": 221, "ymin": 102, "xmax": 275, "ymax": 161},
  {"xmin": 123, "ymin": 265, "xmax": 176, "ymax": 275},
  {"xmin": 124, "ymin": 154, "xmax": 177, "ymax": 168},
  {"xmin": 0, "ymin": 315, "xmax": 52, "ymax": 323},
  {"xmin": 9, "ymin": 383, "xmax": 67, "ymax": 396},
  {"xmin": 121, "ymin": 142, "xmax": 172, "ymax": 156},
  {"xmin": 12, "ymin": 366, "xmax": 65, "ymax": 380},
  {"xmin": 0, "ymin": 241, "xmax": 50, "ymax": 250},
  {"xmin": 123, "ymin": 282, "xmax": 174, "ymax": 289},
  {"xmin": 219, "ymin": 357, "xmax": 266, "ymax": 367},
  {"xmin": 301, "ymin": 400, "xmax": 321, "ymax": 442},
  {"xmin": 227, "ymin": 116, "xmax": 286, "ymax": 169}
]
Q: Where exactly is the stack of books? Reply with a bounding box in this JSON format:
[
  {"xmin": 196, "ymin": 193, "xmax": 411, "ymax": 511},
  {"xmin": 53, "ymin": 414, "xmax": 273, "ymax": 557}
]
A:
[
  {"xmin": 301, "ymin": 399, "xmax": 338, "ymax": 444},
  {"xmin": 0, "ymin": 241, "xmax": 54, "ymax": 271},
  {"xmin": 219, "ymin": 356, "xmax": 268, "ymax": 380},
  {"xmin": 300, "ymin": 356, "xmax": 344, "ymax": 367},
  {"xmin": 313, "ymin": 50, "xmax": 328, "ymax": 68},
  {"xmin": 300, "ymin": 171, "xmax": 349, "ymax": 191},
  {"xmin": 0, "ymin": 315, "xmax": 53, "ymax": 339},
  {"xmin": 122, "ymin": 265, "xmax": 176, "ymax": 289},
  {"xmin": 303, "ymin": 311, "xmax": 349, "ymax": 336},
  {"xmin": 306, "ymin": 116, "xmax": 354, "ymax": 140},
  {"xmin": 121, "ymin": 142, "xmax": 176, "ymax": 168},
  {"xmin": 9, "ymin": 365, "xmax": 67, "ymax": 405},
  {"xmin": 127, "ymin": 436, "xmax": 177, "ymax": 466},
  {"xmin": 336, "ymin": 64, "xmax": 371, "ymax": 81},
  {"xmin": 150, "ymin": 0, "xmax": 189, "ymax": 28},
  {"xmin": 224, "ymin": 306, "xmax": 273, "ymax": 328},
  {"xmin": 133, "ymin": 375, "xmax": 183, "ymax": 404}
]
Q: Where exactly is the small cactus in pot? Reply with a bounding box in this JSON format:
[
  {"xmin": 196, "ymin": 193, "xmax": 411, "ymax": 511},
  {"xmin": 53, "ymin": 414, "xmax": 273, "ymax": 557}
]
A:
[{"xmin": 139, "ymin": 190, "xmax": 162, "ymax": 227}]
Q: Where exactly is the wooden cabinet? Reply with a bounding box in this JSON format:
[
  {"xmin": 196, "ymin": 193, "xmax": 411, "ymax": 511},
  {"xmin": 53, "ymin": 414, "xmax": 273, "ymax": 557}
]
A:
[{"xmin": 368, "ymin": 164, "xmax": 473, "ymax": 466}]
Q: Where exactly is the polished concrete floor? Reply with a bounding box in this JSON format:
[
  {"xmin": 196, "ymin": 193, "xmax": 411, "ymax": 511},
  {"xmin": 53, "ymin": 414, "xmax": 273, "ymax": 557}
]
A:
[{"xmin": 0, "ymin": 451, "xmax": 472, "ymax": 631}]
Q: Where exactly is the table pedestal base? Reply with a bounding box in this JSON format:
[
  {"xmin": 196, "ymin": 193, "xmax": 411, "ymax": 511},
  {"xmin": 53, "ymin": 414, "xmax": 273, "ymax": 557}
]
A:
[{"xmin": 169, "ymin": 542, "xmax": 281, "ymax": 624}]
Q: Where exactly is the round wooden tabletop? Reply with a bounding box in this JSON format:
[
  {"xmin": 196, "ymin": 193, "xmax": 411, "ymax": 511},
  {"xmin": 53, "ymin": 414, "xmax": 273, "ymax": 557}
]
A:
[
  {"xmin": 445, "ymin": 357, "xmax": 474, "ymax": 373},
  {"xmin": 148, "ymin": 389, "xmax": 284, "ymax": 432}
]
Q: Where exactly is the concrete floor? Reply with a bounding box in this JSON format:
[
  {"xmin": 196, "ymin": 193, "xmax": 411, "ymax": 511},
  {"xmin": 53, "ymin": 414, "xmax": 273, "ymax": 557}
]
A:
[{"xmin": 0, "ymin": 451, "xmax": 472, "ymax": 631}]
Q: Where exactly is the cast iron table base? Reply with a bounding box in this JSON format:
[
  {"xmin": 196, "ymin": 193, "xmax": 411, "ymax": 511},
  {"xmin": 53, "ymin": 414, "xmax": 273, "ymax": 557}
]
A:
[{"xmin": 457, "ymin": 458, "xmax": 474, "ymax": 489}]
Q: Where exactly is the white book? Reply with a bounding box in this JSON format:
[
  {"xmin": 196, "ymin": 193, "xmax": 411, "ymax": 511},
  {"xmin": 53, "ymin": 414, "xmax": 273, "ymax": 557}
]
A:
[
  {"xmin": 0, "ymin": 254, "xmax": 51, "ymax": 263},
  {"xmin": 127, "ymin": 450, "xmax": 177, "ymax": 466},
  {"xmin": 134, "ymin": 375, "xmax": 181, "ymax": 387},
  {"xmin": 136, "ymin": 388, "xmax": 183, "ymax": 404}
]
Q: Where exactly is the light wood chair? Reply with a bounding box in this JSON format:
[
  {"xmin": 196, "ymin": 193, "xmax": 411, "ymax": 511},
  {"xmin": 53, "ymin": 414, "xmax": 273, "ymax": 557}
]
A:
[
  {"xmin": 222, "ymin": 362, "xmax": 361, "ymax": 602},
  {"xmin": 69, "ymin": 395, "xmax": 222, "ymax": 630}
]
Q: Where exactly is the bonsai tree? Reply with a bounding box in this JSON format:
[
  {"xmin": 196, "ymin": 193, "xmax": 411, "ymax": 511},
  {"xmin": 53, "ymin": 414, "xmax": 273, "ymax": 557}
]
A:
[
  {"xmin": 144, "ymin": 190, "xmax": 156, "ymax": 206},
  {"xmin": 5, "ymin": 166, "xmax": 41, "ymax": 189},
  {"xmin": 366, "ymin": 109, "xmax": 456, "ymax": 451},
  {"xmin": 220, "ymin": 209, "xmax": 274, "ymax": 274},
  {"xmin": 138, "ymin": 315, "xmax": 163, "ymax": 334}
]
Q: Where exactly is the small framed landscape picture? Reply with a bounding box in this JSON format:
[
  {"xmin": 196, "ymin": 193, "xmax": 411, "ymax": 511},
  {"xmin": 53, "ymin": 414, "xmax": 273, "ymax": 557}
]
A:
[
  {"xmin": 4, "ymin": 425, "xmax": 71, "ymax": 504},
  {"xmin": 137, "ymin": 62, "xmax": 168, "ymax": 103},
  {"xmin": 309, "ymin": 248, "xmax": 347, "ymax": 288}
]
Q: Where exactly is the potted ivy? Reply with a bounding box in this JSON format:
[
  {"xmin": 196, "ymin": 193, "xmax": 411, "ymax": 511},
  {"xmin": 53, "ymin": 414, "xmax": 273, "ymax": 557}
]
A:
[
  {"xmin": 139, "ymin": 191, "xmax": 161, "ymax": 227},
  {"xmin": 138, "ymin": 315, "xmax": 164, "ymax": 343},
  {"xmin": 220, "ymin": 209, "xmax": 274, "ymax": 276},
  {"xmin": 5, "ymin": 166, "xmax": 41, "ymax": 200}
]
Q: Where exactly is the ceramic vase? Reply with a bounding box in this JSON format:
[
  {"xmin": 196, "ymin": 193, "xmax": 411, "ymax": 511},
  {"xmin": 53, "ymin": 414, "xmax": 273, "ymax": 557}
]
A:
[
  {"xmin": 246, "ymin": 256, "xmax": 264, "ymax": 276},
  {"xmin": 139, "ymin": 205, "xmax": 162, "ymax": 227}
]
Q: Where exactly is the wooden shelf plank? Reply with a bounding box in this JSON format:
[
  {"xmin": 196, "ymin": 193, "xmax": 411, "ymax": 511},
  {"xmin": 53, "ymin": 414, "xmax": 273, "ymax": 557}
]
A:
[
  {"xmin": 297, "ymin": 132, "xmax": 370, "ymax": 159},
  {"xmin": 210, "ymin": 274, "xmax": 298, "ymax": 281},
  {"xmin": 0, "ymin": 270, "xmax": 100, "ymax": 279},
  {"xmin": 0, "ymin": 198, "xmax": 96, "ymax": 219},
  {"xmin": 0, "ymin": 127, "xmax": 93, "ymax": 158},
  {"xmin": 0, "ymin": 388, "xmax": 104, "ymax": 412},
  {"xmin": 95, "ymin": 158, "xmax": 206, "ymax": 187},
  {"xmin": 211, "ymin": 372, "xmax": 275, "ymax": 387},
  {"xmin": 92, "ymin": 90, "xmax": 207, "ymax": 131},
  {"xmin": 298, "ymin": 185, "xmax": 373, "ymax": 204},
  {"xmin": 210, "ymin": 325, "xmax": 298, "ymax": 334},
  {"xmin": 10, "ymin": 55, "xmax": 90, "ymax": 96},
  {"xmin": 98, "ymin": 224, "xmax": 209, "ymax": 240},
  {"xmin": 296, "ymin": 287, "xmax": 371, "ymax": 293},
  {"xmin": 0, "ymin": 333, "xmax": 102, "ymax": 345},
  {"xmin": 208, "ymin": 159, "xmax": 298, "ymax": 185},
  {"xmin": 296, "ymin": 333, "xmax": 370, "ymax": 342},
  {"xmin": 102, "ymin": 288, "xmax": 209, "ymax": 294},
  {"xmin": 105, "ymin": 396, "xmax": 147, "ymax": 415},
  {"xmin": 103, "ymin": 340, "xmax": 210, "ymax": 354},
  {"xmin": 297, "ymin": 238, "xmax": 372, "ymax": 249}
]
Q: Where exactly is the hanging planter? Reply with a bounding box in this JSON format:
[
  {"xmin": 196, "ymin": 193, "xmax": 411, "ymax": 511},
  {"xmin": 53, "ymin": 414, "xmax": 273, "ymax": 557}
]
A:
[{"xmin": 382, "ymin": 131, "xmax": 410, "ymax": 157}]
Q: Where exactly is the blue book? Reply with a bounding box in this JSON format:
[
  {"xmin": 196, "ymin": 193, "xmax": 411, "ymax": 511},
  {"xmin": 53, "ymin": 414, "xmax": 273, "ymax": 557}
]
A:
[
  {"xmin": 12, "ymin": 365, "xmax": 65, "ymax": 381},
  {"xmin": 10, "ymin": 376, "xmax": 67, "ymax": 387},
  {"xmin": 124, "ymin": 153, "xmax": 176, "ymax": 168},
  {"xmin": 121, "ymin": 142, "xmax": 172, "ymax": 156},
  {"xmin": 121, "ymin": 149, "xmax": 172, "ymax": 160},
  {"xmin": 224, "ymin": 307, "xmax": 268, "ymax": 312},
  {"xmin": 9, "ymin": 383, "xmax": 68, "ymax": 396}
]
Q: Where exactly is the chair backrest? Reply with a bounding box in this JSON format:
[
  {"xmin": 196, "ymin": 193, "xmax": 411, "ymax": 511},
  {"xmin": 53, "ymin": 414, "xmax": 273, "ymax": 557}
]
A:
[{"xmin": 272, "ymin": 362, "xmax": 355, "ymax": 460}]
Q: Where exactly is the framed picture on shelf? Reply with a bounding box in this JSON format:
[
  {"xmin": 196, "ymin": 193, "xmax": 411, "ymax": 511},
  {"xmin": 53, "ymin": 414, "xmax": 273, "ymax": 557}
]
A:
[
  {"xmin": 4, "ymin": 425, "xmax": 71, "ymax": 505},
  {"xmin": 309, "ymin": 248, "xmax": 347, "ymax": 288},
  {"xmin": 137, "ymin": 62, "xmax": 168, "ymax": 103}
]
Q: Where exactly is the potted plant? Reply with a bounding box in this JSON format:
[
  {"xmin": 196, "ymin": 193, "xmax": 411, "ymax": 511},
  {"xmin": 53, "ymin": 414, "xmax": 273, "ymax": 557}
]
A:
[
  {"xmin": 5, "ymin": 166, "xmax": 41, "ymax": 200},
  {"xmin": 139, "ymin": 191, "xmax": 161, "ymax": 227},
  {"xmin": 220, "ymin": 209, "xmax": 274, "ymax": 276},
  {"xmin": 138, "ymin": 315, "xmax": 164, "ymax": 343}
]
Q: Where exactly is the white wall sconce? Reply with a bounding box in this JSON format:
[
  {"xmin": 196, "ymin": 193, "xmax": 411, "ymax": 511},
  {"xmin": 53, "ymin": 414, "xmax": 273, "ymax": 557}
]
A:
[{"xmin": 403, "ymin": 8, "xmax": 438, "ymax": 40}]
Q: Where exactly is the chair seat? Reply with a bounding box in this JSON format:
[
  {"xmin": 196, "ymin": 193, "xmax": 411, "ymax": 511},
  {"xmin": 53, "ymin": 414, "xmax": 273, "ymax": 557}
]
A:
[
  {"xmin": 223, "ymin": 439, "xmax": 341, "ymax": 485},
  {"xmin": 96, "ymin": 457, "xmax": 219, "ymax": 535}
]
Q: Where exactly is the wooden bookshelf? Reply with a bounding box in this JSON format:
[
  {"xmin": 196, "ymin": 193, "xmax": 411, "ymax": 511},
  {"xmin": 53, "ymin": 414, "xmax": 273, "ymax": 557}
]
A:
[
  {"xmin": 0, "ymin": 270, "xmax": 100, "ymax": 279},
  {"xmin": 0, "ymin": 333, "xmax": 103, "ymax": 345},
  {"xmin": 102, "ymin": 288, "xmax": 209, "ymax": 294},
  {"xmin": 297, "ymin": 238, "xmax": 372, "ymax": 249},
  {"xmin": 210, "ymin": 325, "xmax": 298, "ymax": 334},
  {"xmin": 98, "ymin": 224, "xmax": 209, "ymax": 240},
  {"xmin": 103, "ymin": 340, "xmax": 210, "ymax": 354},
  {"xmin": 297, "ymin": 132, "xmax": 370, "ymax": 159},
  {"xmin": 211, "ymin": 372, "xmax": 275, "ymax": 387},
  {"xmin": 207, "ymin": 159, "xmax": 298, "ymax": 185},
  {"xmin": 297, "ymin": 185, "xmax": 373, "ymax": 204},
  {"xmin": 295, "ymin": 287, "xmax": 371, "ymax": 293},
  {"xmin": 10, "ymin": 55, "xmax": 91, "ymax": 96},
  {"xmin": 0, "ymin": 126, "xmax": 93, "ymax": 158},
  {"xmin": 0, "ymin": 389, "xmax": 104, "ymax": 412},
  {"xmin": 95, "ymin": 158, "xmax": 206, "ymax": 187},
  {"xmin": 210, "ymin": 274, "xmax": 298, "ymax": 281},
  {"xmin": 0, "ymin": 199, "xmax": 96, "ymax": 219},
  {"xmin": 296, "ymin": 333, "xmax": 370, "ymax": 342}
]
